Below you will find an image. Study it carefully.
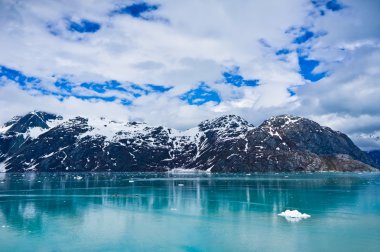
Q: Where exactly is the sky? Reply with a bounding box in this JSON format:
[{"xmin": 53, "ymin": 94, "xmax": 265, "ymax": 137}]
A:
[{"xmin": 0, "ymin": 0, "xmax": 379, "ymax": 150}]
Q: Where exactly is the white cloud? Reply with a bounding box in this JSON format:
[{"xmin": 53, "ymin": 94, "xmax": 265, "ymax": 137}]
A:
[
  {"xmin": 0, "ymin": 0, "xmax": 309, "ymax": 87},
  {"xmin": 0, "ymin": 0, "xmax": 379, "ymax": 149},
  {"xmin": 291, "ymin": 0, "xmax": 380, "ymax": 149},
  {"xmin": 0, "ymin": 80, "xmax": 131, "ymax": 122}
]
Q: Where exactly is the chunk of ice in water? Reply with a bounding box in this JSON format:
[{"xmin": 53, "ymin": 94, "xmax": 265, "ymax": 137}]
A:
[
  {"xmin": 178, "ymin": 184, "xmax": 184, "ymax": 187},
  {"xmin": 74, "ymin": 176, "xmax": 83, "ymax": 180},
  {"xmin": 278, "ymin": 210, "xmax": 310, "ymax": 222}
]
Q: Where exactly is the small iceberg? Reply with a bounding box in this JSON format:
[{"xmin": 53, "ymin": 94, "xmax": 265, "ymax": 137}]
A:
[
  {"xmin": 278, "ymin": 210, "xmax": 310, "ymax": 222},
  {"xmin": 168, "ymin": 168, "xmax": 210, "ymax": 174},
  {"xmin": 74, "ymin": 176, "xmax": 83, "ymax": 180},
  {"xmin": 129, "ymin": 180, "xmax": 134, "ymax": 183},
  {"xmin": 178, "ymin": 183, "xmax": 184, "ymax": 187}
]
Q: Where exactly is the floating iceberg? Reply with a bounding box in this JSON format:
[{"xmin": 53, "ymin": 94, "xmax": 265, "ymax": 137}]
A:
[
  {"xmin": 278, "ymin": 210, "xmax": 310, "ymax": 222},
  {"xmin": 74, "ymin": 176, "xmax": 83, "ymax": 180},
  {"xmin": 167, "ymin": 168, "xmax": 210, "ymax": 174}
]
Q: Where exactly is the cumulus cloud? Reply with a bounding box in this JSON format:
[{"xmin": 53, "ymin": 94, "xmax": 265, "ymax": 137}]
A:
[
  {"xmin": 293, "ymin": 0, "xmax": 380, "ymax": 149},
  {"xmin": 0, "ymin": 0, "xmax": 379, "ymax": 149}
]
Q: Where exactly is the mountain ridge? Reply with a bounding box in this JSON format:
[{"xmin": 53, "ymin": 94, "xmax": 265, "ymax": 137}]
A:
[{"xmin": 0, "ymin": 111, "xmax": 378, "ymax": 173}]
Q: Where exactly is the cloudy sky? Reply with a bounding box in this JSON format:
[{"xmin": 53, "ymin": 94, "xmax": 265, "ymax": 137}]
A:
[{"xmin": 0, "ymin": 0, "xmax": 379, "ymax": 149}]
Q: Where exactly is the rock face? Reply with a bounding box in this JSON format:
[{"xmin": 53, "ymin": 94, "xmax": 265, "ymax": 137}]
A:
[
  {"xmin": 368, "ymin": 150, "xmax": 380, "ymax": 168},
  {"xmin": 0, "ymin": 111, "xmax": 378, "ymax": 172}
]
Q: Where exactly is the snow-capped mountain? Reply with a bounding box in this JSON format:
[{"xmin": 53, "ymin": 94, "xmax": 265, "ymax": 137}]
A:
[{"xmin": 0, "ymin": 111, "xmax": 378, "ymax": 172}]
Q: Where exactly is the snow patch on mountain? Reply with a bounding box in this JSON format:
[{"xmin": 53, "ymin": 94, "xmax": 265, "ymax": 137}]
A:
[
  {"xmin": 169, "ymin": 126, "xmax": 201, "ymax": 139},
  {"xmin": 27, "ymin": 127, "xmax": 49, "ymax": 139},
  {"xmin": 0, "ymin": 163, "xmax": 6, "ymax": 172},
  {"xmin": 0, "ymin": 159, "xmax": 9, "ymax": 173},
  {"xmin": 79, "ymin": 117, "xmax": 133, "ymax": 141},
  {"xmin": 25, "ymin": 116, "xmax": 65, "ymax": 139},
  {"xmin": 0, "ymin": 124, "xmax": 12, "ymax": 134}
]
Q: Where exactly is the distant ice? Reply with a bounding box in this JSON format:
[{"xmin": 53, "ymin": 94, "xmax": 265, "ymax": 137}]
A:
[
  {"xmin": 74, "ymin": 176, "xmax": 83, "ymax": 180},
  {"xmin": 168, "ymin": 168, "xmax": 210, "ymax": 174},
  {"xmin": 278, "ymin": 210, "xmax": 311, "ymax": 222}
]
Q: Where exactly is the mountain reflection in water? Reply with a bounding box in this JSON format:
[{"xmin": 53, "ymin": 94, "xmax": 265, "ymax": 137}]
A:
[{"xmin": 0, "ymin": 172, "xmax": 379, "ymax": 252}]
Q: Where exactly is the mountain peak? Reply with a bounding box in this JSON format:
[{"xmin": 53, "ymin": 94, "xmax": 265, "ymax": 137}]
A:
[
  {"xmin": 5, "ymin": 111, "xmax": 61, "ymax": 133},
  {"xmin": 261, "ymin": 114, "xmax": 303, "ymax": 127},
  {"xmin": 199, "ymin": 114, "xmax": 253, "ymax": 131}
]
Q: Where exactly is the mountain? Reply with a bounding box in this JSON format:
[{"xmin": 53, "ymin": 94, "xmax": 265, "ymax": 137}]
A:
[
  {"xmin": 367, "ymin": 150, "xmax": 380, "ymax": 168},
  {"xmin": 0, "ymin": 111, "xmax": 378, "ymax": 172}
]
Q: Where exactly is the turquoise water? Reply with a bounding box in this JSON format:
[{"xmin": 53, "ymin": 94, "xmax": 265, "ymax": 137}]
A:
[{"xmin": 0, "ymin": 172, "xmax": 380, "ymax": 252}]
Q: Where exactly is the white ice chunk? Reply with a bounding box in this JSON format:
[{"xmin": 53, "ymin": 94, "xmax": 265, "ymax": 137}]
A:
[
  {"xmin": 74, "ymin": 176, "xmax": 83, "ymax": 180},
  {"xmin": 278, "ymin": 210, "xmax": 310, "ymax": 222},
  {"xmin": 168, "ymin": 168, "xmax": 210, "ymax": 174}
]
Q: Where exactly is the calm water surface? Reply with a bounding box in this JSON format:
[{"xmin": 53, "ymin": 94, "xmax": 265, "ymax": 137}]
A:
[{"xmin": 0, "ymin": 172, "xmax": 379, "ymax": 252}]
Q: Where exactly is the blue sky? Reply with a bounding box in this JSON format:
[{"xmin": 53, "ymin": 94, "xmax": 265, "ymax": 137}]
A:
[{"xmin": 0, "ymin": 0, "xmax": 379, "ymax": 149}]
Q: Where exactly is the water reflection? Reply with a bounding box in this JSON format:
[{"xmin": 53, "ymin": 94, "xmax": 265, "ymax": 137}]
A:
[{"xmin": 1, "ymin": 172, "xmax": 379, "ymax": 234}]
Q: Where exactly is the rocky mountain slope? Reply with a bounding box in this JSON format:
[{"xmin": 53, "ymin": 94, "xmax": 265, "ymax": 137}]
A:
[
  {"xmin": 367, "ymin": 150, "xmax": 380, "ymax": 168},
  {"xmin": 0, "ymin": 111, "xmax": 378, "ymax": 172}
]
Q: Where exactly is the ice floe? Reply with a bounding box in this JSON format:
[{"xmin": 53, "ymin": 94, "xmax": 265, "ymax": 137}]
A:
[
  {"xmin": 278, "ymin": 210, "xmax": 311, "ymax": 222},
  {"xmin": 74, "ymin": 176, "xmax": 83, "ymax": 180},
  {"xmin": 168, "ymin": 168, "xmax": 210, "ymax": 174}
]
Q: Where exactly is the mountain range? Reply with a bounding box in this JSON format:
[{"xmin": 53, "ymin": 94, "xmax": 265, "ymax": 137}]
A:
[{"xmin": 0, "ymin": 111, "xmax": 379, "ymax": 173}]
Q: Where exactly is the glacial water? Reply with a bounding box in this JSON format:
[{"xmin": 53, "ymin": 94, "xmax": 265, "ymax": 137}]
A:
[{"xmin": 0, "ymin": 172, "xmax": 380, "ymax": 252}]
